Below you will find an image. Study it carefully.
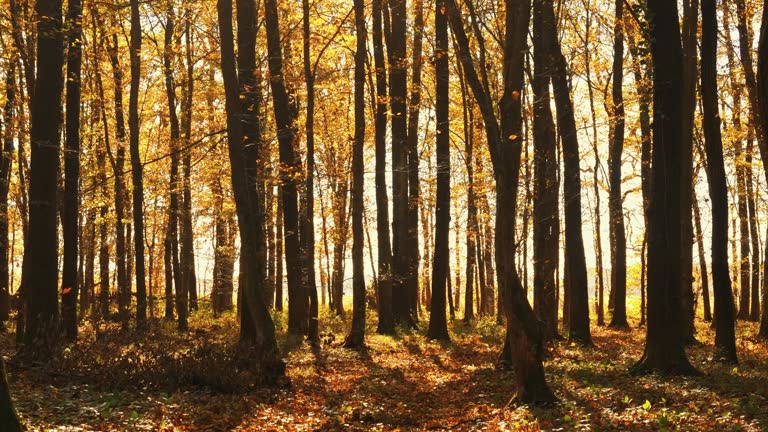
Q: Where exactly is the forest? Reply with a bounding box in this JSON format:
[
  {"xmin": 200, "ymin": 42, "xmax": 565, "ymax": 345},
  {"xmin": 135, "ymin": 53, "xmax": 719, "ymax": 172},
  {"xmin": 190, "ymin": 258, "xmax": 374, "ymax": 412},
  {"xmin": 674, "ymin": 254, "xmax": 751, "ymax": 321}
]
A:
[{"xmin": 0, "ymin": 0, "xmax": 767, "ymax": 429}]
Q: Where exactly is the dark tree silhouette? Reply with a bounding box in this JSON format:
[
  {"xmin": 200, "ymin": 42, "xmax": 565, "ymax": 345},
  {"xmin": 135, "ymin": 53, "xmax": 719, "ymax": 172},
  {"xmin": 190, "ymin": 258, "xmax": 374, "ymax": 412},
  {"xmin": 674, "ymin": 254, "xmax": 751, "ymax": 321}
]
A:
[
  {"xmin": 374, "ymin": 0, "xmax": 395, "ymax": 335},
  {"xmin": 264, "ymin": 0, "xmax": 306, "ymax": 336},
  {"xmin": 343, "ymin": 0, "xmax": 367, "ymax": 349},
  {"xmin": 607, "ymin": 0, "xmax": 628, "ymax": 329},
  {"xmin": 632, "ymin": 0, "xmax": 698, "ymax": 375},
  {"xmin": 21, "ymin": 0, "xmax": 65, "ymax": 359},
  {"xmin": 217, "ymin": 0, "xmax": 283, "ymax": 376},
  {"xmin": 531, "ymin": 0, "xmax": 559, "ymax": 341},
  {"xmin": 701, "ymin": 0, "xmax": 738, "ymax": 364},
  {"xmin": 446, "ymin": 0, "xmax": 556, "ymax": 403},
  {"xmin": 61, "ymin": 0, "xmax": 83, "ymax": 340},
  {"xmin": 427, "ymin": 0, "xmax": 450, "ymax": 342}
]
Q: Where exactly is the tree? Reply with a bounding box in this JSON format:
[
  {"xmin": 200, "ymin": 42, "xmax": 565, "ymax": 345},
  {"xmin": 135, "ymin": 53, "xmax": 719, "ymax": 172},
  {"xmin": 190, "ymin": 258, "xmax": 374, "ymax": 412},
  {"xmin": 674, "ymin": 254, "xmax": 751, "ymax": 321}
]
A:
[
  {"xmin": 301, "ymin": 0, "xmax": 319, "ymax": 344},
  {"xmin": 162, "ymin": 3, "xmax": 187, "ymax": 331},
  {"xmin": 531, "ymin": 0, "xmax": 559, "ymax": 341},
  {"xmin": 426, "ymin": 0, "xmax": 450, "ymax": 342},
  {"xmin": 446, "ymin": 0, "xmax": 556, "ymax": 403},
  {"xmin": 0, "ymin": 56, "xmax": 16, "ymax": 329},
  {"xmin": 61, "ymin": 0, "xmax": 83, "ymax": 340},
  {"xmin": 217, "ymin": 0, "xmax": 283, "ymax": 376},
  {"xmin": 607, "ymin": 0, "xmax": 628, "ymax": 329},
  {"xmin": 264, "ymin": 0, "xmax": 306, "ymax": 337},
  {"xmin": 343, "ymin": 0, "xmax": 367, "ymax": 349},
  {"xmin": 701, "ymin": 0, "xmax": 738, "ymax": 363},
  {"xmin": 757, "ymin": 0, "xmax": 768, "ymax": 340},
  {"xmin": 541, "ymin": 0, "xmax": 591, "ymax": 344},
  {"xmin": 374, "ymin": 0, "xmax": 395, "ymax": 335},
  {"xmin": 129, "ymin": 0, "xmax": 147, "ymax": 330},
  {"xmin": 389, "ymin": 0, "xmax": 414, "ymax": 327},
  {"xmin": 632, "ymin": 0, "xmax": 698, "ymax": 374},
  {"xmin": 21, "ymin": 0, "xmax": 65, "ymax": 359}
]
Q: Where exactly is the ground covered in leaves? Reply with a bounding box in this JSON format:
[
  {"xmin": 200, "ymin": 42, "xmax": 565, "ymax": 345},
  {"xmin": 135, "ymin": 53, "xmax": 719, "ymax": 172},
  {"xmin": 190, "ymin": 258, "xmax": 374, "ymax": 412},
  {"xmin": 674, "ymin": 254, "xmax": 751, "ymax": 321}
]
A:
[{"xmin": 3, "ymin": 306, "xmax": 768, "ymax": 431}]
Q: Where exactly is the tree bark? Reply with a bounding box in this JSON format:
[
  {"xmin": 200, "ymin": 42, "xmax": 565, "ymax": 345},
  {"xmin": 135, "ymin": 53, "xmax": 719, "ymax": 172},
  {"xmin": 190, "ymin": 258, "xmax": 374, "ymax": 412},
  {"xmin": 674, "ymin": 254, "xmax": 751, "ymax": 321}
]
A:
[
  {"xmin": 21, "ymin": 0, "xmax": 65, "ymax": 359},
  {"xmin": 755, "ymin": 0, "xmax": 768, "ymax": 339},
  {"xmin": 632, "ymin": 0, "xmax": 698, "ymax": 375},
  {"xmin": 301, "ymin": 0, "xmax": 319, "ymax": 344},
  {"xmin": 701, "ymin": 0, "xmax": 738, "ymax": 364},
  {"xmin": 427, "ymin": 0, "xmax": 450, "ymax": 342},
  {"xmin": 264, "ymin": 0, "xmax": 306, "ymax": 336},
  {"xmin": 344, "ymin": 0, "xmax": 367, "ymax": 349},
  {"xmin": 61, "ymin": 0, "xmax": 83, "ymax": 340},
  {"xmin": 607, "ymin": 0, "xmax": 628, "ymax": 329},
  {"xmin": 0, "ymin": 59, "xmax": 16, "ymax": 327},
  {"xmin": 217, "ymin": 0, "xmax": 283, "ymax": 377},
  {"xmin": 541, "ymin": 0, "xmax": 591, "ymax": 344},
  {"xmin": 531, "ymin": 0, "xmax": 559, "ymax": 341},
  {"xmin": 389, "ymin": 0, "xmax": 413, "ymax": 327},
  {"xmin": 373, "ymin": 0, "xmax": 395, "ymax": 335},
  {"xmin": 446, "ymin": 0, "xmax": 556, "ymax": 403},
  {"xmin": 0, "ymin": 358, "xmax": 22, "ymax": 431}
]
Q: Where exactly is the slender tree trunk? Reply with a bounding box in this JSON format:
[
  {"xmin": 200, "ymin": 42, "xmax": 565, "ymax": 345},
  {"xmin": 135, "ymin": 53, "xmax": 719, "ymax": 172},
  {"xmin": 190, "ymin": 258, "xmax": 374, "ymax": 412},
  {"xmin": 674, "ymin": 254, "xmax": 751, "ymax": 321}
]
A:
[
  {"xmin": 275, "ymin": 189, "xmax": 284, "ymax": 311},
  {"xmin": 344, "ymin": 0, "xmax": 367, "ymax": 348},
  {"xmin": 21, "ymin": 0, "xmax": 65, "ymax": 359},
  {"xmin": 405, "ymin": 0, "xmax": 424, "ymax": 321},
  {"xmin": 180, "ymin": 14, "xmax": 197, "ymax": 314},
  {"xmin": 373, "ymin": 0, "xmax": 394, "ymax": 335},
  {"xmin": 301, "ymin": 0, "xmax": 319, "ymax": 344},
  {"xmin": 0, "ymin": 60, "xmax": 16, "ymax": 328},
  {"xmin": 541, "ymin": 0, "xmax": 591, "ymax": 344},
  {"xmin": 746, "ymin": 138, "xmax": 760, "ymax": 321},
  {"xmin": 128, "ymin": 0, "xmax": 147, "ymax": 330},
  {"xmin": 264, "ymin": 0, "xmax": 305, "ymax": 336},
  {"xmin": 607, "ymin": 0, "xmax": 628, "ymax": 329},
  {"xmin": 701, "ymin": 0, "xmax": 738, "ymax": 364},
  {"xmin": 754, "ymin": 0, "xmax": 768, "ymax": 339},
  {"xmin": 61, "ymin": 0, "xmax": 83, "ymax": 340},
  {"xmin": 163, "ymin": 6, "xmax": 187, "ymax": 331},
  {"xmin": 532, "ymin": 0, "xmax": 559, "ymax": 341},
  {"xmin": 427, "ymin": 0, "xmax": 450, "ymax": 342}
]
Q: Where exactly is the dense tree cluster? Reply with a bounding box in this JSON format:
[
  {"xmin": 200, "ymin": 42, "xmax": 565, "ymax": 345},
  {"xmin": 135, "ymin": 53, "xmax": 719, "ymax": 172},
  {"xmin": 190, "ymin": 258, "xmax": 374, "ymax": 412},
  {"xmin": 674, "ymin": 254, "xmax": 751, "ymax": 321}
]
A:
[{"xmin": 0, "ymin": 0, "xmax": 767, "ymax": 425}]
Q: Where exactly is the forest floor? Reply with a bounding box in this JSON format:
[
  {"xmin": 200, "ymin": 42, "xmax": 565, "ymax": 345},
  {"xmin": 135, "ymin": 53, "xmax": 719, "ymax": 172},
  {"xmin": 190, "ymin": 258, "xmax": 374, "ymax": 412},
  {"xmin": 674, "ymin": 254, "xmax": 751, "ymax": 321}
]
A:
[{"xmin": 3, "ymin": 304, "xmax": 768, "ymax": 431}]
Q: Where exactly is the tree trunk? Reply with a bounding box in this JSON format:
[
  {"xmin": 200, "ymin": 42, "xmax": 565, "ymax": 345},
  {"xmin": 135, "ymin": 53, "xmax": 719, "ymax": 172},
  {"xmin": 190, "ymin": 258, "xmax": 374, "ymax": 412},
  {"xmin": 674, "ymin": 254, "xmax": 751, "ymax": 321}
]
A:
[
  {"xmin": 754, "ymin": 0, "xmax": 768, "ymax": 339},
  {"xmin": 61, "ymin": 0, "xmax": 83, "ymax": 340},
  {"xmin": 541, "ymin": 0, "xmax": 590, "ymax": 344},
  {"xmin": 701, "ymin": 0, "xmax": 738, "ymax": 364},
  {"xmin": 344, "ymin": 0, "xmax": 367, "ymax": 349},
  {"xmin": 180, "ymin": 15, "xmax": 197, "ymax": 314},
  {"xmin": 679, "ymin": 0, "xmax": 698, "ymax": 344},
  {"xmin": 128, "ymin": 0, "xmax": 147, "ymax": 330},
  {"xmin": 0, "ymin": 60, "xmax": 16, "ymax": 328},
  {"xmin": 632, "ymin": 0, "xmax": 698, "ymax": 375},
  {"xmin": 264, "ymin": 0, "xmax": 305, "ymax": 336},
  {"xmin": 21, "ymin": 0, "xmax": 65, "ymax": 359},
  {"xmin": 607, "ymin": 0, "xmax": 628, "ymax": 329},
  {"xmin": 301, "ymin": 0, "xmax": 319, "ymax": 344},
  {"xmin": 217, "ymin": 0, "xmax": 283, "ymax": 377},
  {"xmin": 373, "ymin": 0, "xmax": 395, "ymax": 335},
  {"xmin": 531, "ymin": 0, "xmax": 559, "ymax": 341},
  {"xmin": 405, "ymin": 0, "xmax": 424, "ymax": 322},
  {"xmin": 427, "ymin": 0, "xmax": 450, "ymax": 342},
  {"xmin": 446, "ymin": 0, "xmax": 556, "ymax": 403},
  {"xmin": 389, "ymin": 0, "xmax": 413, "ymax": 328}
]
